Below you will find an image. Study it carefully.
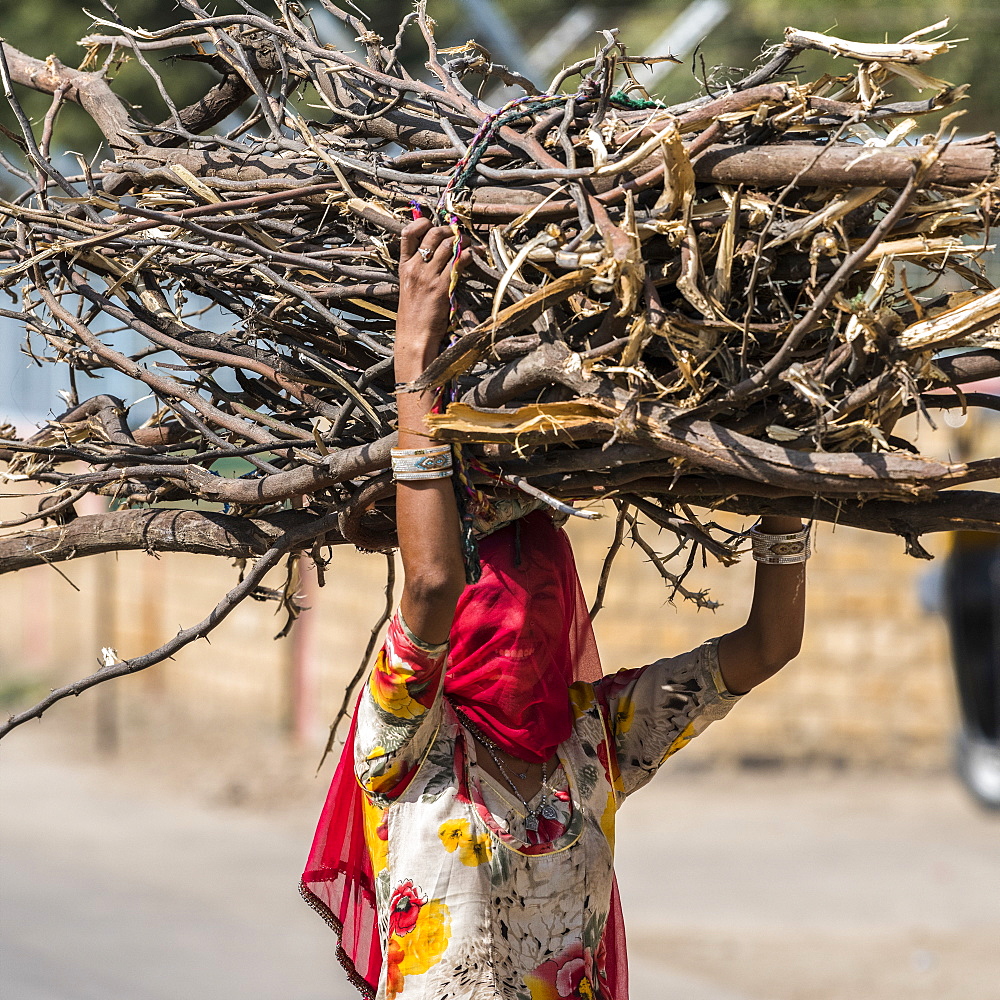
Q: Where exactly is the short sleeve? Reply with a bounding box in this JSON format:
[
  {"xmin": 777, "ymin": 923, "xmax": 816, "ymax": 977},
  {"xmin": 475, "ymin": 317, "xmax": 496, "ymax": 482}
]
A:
[
  {"xmin": 594, "ymin": 637, "xmax": 741, "ymax": 797},
  {"xmin": 354, "ymin": 610, "xmax": 448, "ymax": 801}
]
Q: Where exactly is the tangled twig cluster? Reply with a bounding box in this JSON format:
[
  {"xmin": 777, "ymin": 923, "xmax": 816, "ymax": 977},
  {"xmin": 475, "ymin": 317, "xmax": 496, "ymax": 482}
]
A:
[{"xmin": 0, "ymin": 3, "xmax": 999, "ymax": 735}]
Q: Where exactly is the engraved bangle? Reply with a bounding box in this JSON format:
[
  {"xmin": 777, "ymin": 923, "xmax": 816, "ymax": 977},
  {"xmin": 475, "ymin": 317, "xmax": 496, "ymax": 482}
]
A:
[
  {"xmin": 391, "ymin": 446, "xmax": 451, "ymax": 457},
  {"xmin": 391, "ymin": 445, "xmax": 453, "ymax": 480},
  {"xmin": 394, "ymin": 467, "xmax": 453, "ymax": 481},
  {"xmin": 750, "ymin": 522, "xmax": 811, "ymax": 565}
]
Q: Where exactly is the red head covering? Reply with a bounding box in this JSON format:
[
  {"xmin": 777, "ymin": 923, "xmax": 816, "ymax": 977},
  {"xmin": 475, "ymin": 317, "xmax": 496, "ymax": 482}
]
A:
[
  {"xmin": 301, "ymin": 512, "xmax": 625, "ymax": 998},
  {"xmin": 445, "ymin": 511, "xmax": 602, "ymax": 762}
]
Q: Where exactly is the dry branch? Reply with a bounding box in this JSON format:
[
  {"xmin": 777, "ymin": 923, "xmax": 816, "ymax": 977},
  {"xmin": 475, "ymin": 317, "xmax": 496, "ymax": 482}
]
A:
[
  {"xmin": 0, "ymin": 508, "xmax": 342, "ymax": 737},
  {"xmin": 0, "ymin": 507, "xmax": 346, "ymax": 573}
]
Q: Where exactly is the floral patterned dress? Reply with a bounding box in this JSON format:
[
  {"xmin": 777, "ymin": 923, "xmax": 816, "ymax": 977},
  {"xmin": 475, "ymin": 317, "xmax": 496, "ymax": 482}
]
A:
[{"xmin": 355, "ymin": 613, "xmax": 742, "ymax": 1000}]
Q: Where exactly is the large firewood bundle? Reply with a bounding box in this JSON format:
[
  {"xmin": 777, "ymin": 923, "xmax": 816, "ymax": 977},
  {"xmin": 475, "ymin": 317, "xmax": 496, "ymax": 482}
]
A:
[{"xmin": 0, "ymin": 3, "xmax": 999, "ymax": 733}]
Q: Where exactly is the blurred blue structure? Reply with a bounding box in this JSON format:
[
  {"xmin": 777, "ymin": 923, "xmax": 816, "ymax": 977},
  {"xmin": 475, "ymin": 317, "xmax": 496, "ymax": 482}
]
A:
[{"xmin": 0, "ymin": 316, "xmax": 153, "ymax": 430}]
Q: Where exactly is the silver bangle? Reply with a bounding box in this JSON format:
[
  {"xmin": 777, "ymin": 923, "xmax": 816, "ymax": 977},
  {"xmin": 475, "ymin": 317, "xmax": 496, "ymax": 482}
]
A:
[
  {"xmin": 391, "ymin": 445, "xmax": 453, "ymax": 481},
  {"xmin": 750, "ymin": 522, "xmax": 811, "ymax": 565}
]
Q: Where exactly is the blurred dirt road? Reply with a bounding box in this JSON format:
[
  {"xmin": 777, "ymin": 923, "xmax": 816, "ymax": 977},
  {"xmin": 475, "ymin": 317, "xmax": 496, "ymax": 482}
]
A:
[{"xmin": 2, "ymin": 727, "xmax": 998, "ymax": 1000}]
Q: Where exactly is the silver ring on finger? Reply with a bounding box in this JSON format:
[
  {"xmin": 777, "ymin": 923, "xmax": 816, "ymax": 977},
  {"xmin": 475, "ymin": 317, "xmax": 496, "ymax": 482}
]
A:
[{"xmin": 418, "ymin": 247, "xmax": 433, "ymax": 261}]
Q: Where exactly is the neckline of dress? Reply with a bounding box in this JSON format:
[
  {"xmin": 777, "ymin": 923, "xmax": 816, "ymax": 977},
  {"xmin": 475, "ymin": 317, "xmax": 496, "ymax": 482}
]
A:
[
  {"xmin": 477, "ymin": 763, "xmax": 568, "ymax": 815},
  {"xmin": 448, "ymin": 705, "xmax": 584, "ymax": 856}
]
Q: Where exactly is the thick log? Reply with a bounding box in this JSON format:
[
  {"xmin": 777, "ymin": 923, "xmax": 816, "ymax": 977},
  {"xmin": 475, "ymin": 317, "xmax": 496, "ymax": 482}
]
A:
[
  {"xmin": 46, "ymin": 433, "xmax": 395, "ymax": 507},
  {"xmin": 935, "ymin": 349, "xmax": 1000, "ymax": 385},
  {"xmin": 112, "ymin": 139, "xmax": 999, "ymax": 203},
  {"xmin": 691, "ymin": 141, "xmax": 999, "ymax": 189},
  {"xmin": 0, "ymin": 508, "xmax": 347, "ymax": 575},
  {"xmin": 147, "ymin": 70, "xmax": 252, "ymax": 148},
  {"xmin": 689, "ymin": 490, "xmax": 1000, "ymax": 540},
  {"xmin": 427, "ymin": 342, "xmax": 996, "ymax": 497},
  {"xmin": 2, "ymin": 483, "xmax": 994, "ymax": 580},
  {"xmin": 1, "ymin": 43, "xmax": 133, "ymax": 150}
]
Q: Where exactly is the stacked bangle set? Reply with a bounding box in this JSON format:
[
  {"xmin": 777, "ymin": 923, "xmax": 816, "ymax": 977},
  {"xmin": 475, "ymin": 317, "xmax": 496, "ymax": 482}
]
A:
[
  {"xmin": 749, "ymin": 522, "xmax": 811, "ymax": 565},
  {"xmin": 390, "ymin": 444, "xmax": 453, "ymax": 481}
]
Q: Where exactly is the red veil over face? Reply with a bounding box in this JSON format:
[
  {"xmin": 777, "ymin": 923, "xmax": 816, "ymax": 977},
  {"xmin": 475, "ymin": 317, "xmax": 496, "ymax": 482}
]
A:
[
  {"xmin": 301, "ymin": 512, "xmax": 625, "ymax": 999},
  {"xmin": 445, "ymin": 510, "xmax": 603, "ymax": 761}
]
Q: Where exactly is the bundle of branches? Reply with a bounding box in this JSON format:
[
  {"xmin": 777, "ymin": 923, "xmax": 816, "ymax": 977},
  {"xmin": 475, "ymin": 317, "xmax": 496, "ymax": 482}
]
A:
[{"xmin": 1, "ymin": 3, "xmax": 999, "ymax": 732}]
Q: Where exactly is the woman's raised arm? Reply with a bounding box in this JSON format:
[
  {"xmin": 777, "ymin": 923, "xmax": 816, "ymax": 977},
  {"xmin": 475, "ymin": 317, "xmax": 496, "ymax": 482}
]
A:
[
  {"xmin": 718, "ymin": 515, "xmax": 808, "ymax": 694},
  {"xmin": 393, "ymin": 219, "xmax": 469, "ymax": 645}
]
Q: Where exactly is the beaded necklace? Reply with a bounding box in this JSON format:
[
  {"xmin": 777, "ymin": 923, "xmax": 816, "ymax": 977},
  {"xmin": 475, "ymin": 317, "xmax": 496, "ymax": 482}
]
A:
[{"xmin": 454, "ymin": 706, "xmax": 559, "ymax": 832}]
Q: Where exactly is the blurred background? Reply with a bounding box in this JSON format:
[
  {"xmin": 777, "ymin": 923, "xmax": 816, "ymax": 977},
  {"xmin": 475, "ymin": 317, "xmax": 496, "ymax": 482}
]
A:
[{"xmin": 1, "ymin": 2, "xmax": 998, "ymax": 999}]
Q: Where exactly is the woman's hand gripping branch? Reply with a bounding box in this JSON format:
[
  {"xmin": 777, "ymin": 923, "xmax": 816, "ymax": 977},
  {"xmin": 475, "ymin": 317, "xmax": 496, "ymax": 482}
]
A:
[{"xmin": 394, "ymin": 219, "xmax": 470, "ymax": 646}]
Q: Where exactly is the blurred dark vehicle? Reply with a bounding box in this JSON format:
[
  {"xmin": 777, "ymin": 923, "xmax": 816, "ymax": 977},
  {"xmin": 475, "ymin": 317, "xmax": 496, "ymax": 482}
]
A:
[{"xmin": 944, "ymin": 530, "xmax": 1000, "ymax": 809}]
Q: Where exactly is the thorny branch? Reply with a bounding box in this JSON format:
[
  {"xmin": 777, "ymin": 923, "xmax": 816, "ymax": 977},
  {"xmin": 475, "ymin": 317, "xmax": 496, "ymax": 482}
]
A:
[
  {"xmin": 588, "ymin": 499, "xmax": 629, "ymax": 619},
  {"xmin": 0, "ymin": 509, "xmax": 342, "ymax": 737}
]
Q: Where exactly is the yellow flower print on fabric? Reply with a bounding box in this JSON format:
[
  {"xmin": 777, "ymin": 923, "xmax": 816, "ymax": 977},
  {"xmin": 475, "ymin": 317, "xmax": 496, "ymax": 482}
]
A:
[
  {"xmin": 613, "ymin": 696, "xmax": 635, "ymax": 735},
  {"xmin": 386, "ymin": 898, "xmax": 451, "ymax": 999},
  {"xmin": 362, "ymin": 797, "xmax": 389, "ymax": 874},
  {"xmin": 370, "ymin": 648, "xmax": 425, "ymax": 720},
  {"xmin": 438, "ymin": 818, "xmax": 470, "ymax": 851},
  {"xmin": 522, "ymin": 972, "xmax": 556, "ymax": 1000},
  {"xmin": 397, "ymin": 899, "xmax": 450, "ymax": 971},
  {"xmin": 568, "ymin": 682, "xmax": 595, "ymax": 718},
  {"xmin": 363, "ymin": 745, "xmax": 410, "ymax": 795},
  {"xmin": 457, "ymin": 833, "xmax": 491, "ymax": 867},
  {"xmin": 437, "ymin": 817, "xmax": 491, "ymax": 866},
  {"xmin": 524, "ymin": 947, "xmax": 594, "ymax": 1000},
  {"xmin": 661, "ymin": 721, "xmax": 697, "ymax": 763},
  {"xmin": 599, "ymin": 788, "xmax": 616, "ymax": 852}
]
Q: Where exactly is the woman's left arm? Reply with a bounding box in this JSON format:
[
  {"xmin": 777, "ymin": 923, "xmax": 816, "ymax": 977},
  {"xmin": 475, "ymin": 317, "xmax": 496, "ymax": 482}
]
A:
[
  {"xmin": 593, "ymin": 514, "xmax": 807, "ymax": 798},
  {"xmin": 718, "ymin": 515, "xmax": 807, "ymax": 695}
]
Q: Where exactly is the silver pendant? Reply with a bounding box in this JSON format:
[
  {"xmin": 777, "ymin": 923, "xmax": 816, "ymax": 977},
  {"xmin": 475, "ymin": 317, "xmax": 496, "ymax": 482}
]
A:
[
  {"xmin": 540, "ymin": 803, "xmax": 558, "ymax": 820},
  {"xmin": 525, "ymin": 811, "xmax": 539, "ymax": 832}
]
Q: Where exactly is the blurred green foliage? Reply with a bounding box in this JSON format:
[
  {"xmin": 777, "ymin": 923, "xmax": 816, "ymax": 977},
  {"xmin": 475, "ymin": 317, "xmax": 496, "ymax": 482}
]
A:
[
  {"xmin": 639, "ymin": 0, "xmax": 1000, "ymax": 130},
  {"xmin": 1, "ymin": 0, "xmax": 246, "ymax": 173},
  {"xmin": 2, "ymin": 0, "xmax": 997, "ymax": 164}
]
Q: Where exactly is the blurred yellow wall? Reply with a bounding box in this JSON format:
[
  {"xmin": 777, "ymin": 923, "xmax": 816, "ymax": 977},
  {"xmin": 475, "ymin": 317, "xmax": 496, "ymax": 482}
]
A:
[{"xmin": 0, "ymin": 506, "xmax": 960, "ymax": 769}]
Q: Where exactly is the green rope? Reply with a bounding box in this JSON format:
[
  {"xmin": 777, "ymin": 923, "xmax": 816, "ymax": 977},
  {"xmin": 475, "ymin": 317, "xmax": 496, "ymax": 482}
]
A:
[{"xmin": 608, "ymin": 89, "xmax": 666, "ymax": 110}]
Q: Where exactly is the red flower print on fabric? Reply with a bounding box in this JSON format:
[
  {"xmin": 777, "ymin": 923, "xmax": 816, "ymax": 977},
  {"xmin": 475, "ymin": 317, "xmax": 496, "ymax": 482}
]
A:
[
  {"xmin": 388, "ymin": 880, "xmax": 426, "ymax": 937},
  {"xmin": 556, "ymin": 955, "xmax": 587, "ymax": 997},
  {"xmin": 526, "ymin": 943, "xmax": 598, "ymax": 999}
]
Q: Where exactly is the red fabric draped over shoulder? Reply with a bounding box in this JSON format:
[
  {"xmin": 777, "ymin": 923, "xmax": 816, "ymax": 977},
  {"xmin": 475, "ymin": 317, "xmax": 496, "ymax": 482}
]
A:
[{"xmin": 300, "ymin": 709, "xmax": 381, "ymax": 998}]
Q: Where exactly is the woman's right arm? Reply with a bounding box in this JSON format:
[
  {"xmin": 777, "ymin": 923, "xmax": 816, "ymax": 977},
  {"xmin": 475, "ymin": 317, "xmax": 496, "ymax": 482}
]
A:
[
  {"xmin": 354, "ymin": 220, "xmax": 469, "ymax": 797},
  {"xmin": 393, "ymin": 218, "xmax": 468, "ymax": 644}
]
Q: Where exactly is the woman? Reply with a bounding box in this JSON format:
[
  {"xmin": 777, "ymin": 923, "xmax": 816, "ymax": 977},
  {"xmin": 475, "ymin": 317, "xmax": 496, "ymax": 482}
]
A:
[{"xmin": 302, "ymin": 220, "xmax": 810, "ymax": 1000}]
